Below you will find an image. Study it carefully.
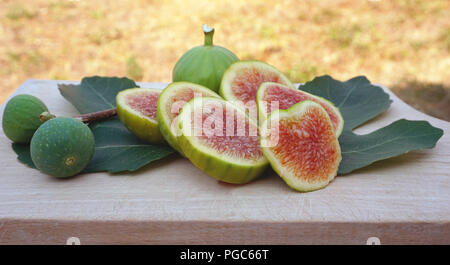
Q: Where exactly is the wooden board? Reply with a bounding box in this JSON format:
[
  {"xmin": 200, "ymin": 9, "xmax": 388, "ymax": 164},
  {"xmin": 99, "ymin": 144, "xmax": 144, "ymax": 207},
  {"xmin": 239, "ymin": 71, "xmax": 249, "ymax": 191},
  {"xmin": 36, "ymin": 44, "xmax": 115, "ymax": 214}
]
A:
[{"xmin": 0, "ymin": 79, "xmax": 449, "ymax": 245}]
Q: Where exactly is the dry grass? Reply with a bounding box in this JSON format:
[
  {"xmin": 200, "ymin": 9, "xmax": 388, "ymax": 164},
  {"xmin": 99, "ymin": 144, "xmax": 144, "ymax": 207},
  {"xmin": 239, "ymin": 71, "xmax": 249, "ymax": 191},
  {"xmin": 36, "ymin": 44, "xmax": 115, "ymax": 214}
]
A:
[{"xmin": 1, "ymin": 0, "xmax": 449, "ymax": 120}]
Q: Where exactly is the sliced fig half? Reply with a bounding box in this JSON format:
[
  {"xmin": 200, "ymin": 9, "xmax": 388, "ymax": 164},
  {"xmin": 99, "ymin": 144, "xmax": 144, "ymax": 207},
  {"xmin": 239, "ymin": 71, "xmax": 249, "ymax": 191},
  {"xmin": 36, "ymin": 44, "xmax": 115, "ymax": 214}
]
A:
[
  {"xmin": 116, "ymin": 88, "xmax": 164, "ymax": 143},
  {"xmin": 177, "ymin": 97, "xmax": 269, "ymax": 184},
  {"xmin": 219, "ymin": 60, "xmax": 293, "ymax": 120},
  {"xmin": 260, "ymin": 100, "xmax": 341, "ymax": 192},
  {"xmin": 157, "ymin": 82, "xmax": 221, "ymax": 154},
  {"xmin": 257, "ymin": 82, "xmax": 344, "ymax": 136}
]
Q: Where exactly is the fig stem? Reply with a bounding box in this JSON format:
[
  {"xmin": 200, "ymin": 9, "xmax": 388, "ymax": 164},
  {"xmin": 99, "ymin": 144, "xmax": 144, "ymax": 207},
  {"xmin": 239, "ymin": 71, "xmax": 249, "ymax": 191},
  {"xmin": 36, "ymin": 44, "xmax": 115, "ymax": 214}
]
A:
[
  {"xmin": 74, "ymin": 108, "xmax": 117, "ymax": 124},
  {"xmin": 40, "ymin": 112, "xmax": 56, "ymax": 123},
  {"xmin": 203, "ymin": 24, "xmax": 214, "ymax": 46}
]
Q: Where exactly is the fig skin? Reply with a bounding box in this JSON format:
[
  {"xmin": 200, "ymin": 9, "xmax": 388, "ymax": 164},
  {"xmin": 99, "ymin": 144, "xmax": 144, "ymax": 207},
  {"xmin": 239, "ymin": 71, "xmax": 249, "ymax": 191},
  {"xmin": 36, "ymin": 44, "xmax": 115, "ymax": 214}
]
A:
[
  {"xmin": 172, "ymin": 25, "xmax": 239, "ymax": 93},
  {"xmin": 30, "ymin": 117, "xmax": 95, "ymax": 178},
  {"xmin": 177, "ymin": 97, "xmax": 269, "ymax": 184},
  {"xmin": 2, "ymin": 94, "xmax": 48, "ymax": 143},
  {"xmin": 116, "ymin": 88, "xmax": 165, "ymax": 144}
]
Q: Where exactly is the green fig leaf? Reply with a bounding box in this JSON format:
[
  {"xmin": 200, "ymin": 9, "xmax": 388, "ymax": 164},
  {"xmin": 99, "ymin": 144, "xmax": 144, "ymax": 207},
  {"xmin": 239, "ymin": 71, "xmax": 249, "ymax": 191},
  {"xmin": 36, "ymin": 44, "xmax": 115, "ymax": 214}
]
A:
[
  {"xmin": 299, "ymin": 75, "xmax": 444, "ymax": 174},
  {"xmin": 84, "ymin": 118, "xmax": 174, "ymax": 173},
  {"xmin": 12, "ymin": 76, "xmax": 174, "ymax": 174},
  {"xmin": 12, "ymin": 143, "xmax": 35, "ymax": 169},
  {"xmin": 58, "ymin": 76, "xmax": 139, "ymax": 114},
  {"xmin": 337, "ymin": 119, "xmax": 443, "ymax": 174}
]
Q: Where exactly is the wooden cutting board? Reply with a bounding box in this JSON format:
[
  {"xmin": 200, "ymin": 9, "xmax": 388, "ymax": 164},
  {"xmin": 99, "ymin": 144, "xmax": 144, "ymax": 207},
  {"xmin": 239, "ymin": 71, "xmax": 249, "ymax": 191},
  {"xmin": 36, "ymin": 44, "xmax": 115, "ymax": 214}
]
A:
[{"xmin": 0, "ymin": 79, "xmax": 449, "ymax": 245}]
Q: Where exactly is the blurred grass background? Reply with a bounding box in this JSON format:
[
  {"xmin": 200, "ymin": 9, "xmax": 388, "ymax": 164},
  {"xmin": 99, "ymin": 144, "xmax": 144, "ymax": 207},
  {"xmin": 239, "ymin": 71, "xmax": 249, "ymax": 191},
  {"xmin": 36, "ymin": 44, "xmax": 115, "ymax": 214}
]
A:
[{"xmin": 0, "ymin": 0, "xmax": 449, "ymax": 120}]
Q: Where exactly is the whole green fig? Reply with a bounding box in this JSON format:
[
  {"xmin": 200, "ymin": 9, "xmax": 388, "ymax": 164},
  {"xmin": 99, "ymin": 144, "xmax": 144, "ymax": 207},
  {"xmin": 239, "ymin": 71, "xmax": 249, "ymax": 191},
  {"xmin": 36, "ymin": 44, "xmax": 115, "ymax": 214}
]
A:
[
  {"xmin": 172, "ymin": 24, "xmax": 239, "ymax": 93},
  {"xmin": 2, "ymin": 94, "xmax": 48, "ymax": 143},
  {"xmin": 30, "ymin": 117, "xmax": 95, "ymax": 178}
]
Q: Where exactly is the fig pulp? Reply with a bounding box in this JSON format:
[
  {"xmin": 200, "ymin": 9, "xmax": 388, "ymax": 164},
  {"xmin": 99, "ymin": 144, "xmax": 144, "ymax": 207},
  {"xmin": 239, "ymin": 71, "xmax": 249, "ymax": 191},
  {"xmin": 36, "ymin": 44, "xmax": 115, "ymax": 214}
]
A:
[
  {"xmin": 177, "ymin": 97, "xmax": 269, "ymax": 184},
  {"xmin": 260, "ymin": 101, "xmax": 341, "ymax": 192},
  {"xmin": 220, "ymin": 60, "xmax": 293, "ymax": 120},
  {"xmin": 257, "ymin": 82, "xmax": 344, "ymax": 136},
  {"xmin": 116, "ymin": 88, "xmax": 164, "ymax": 144},
  {"xmin": 157, "ymin": 82, "xmax": 221, "ymax": 154}
]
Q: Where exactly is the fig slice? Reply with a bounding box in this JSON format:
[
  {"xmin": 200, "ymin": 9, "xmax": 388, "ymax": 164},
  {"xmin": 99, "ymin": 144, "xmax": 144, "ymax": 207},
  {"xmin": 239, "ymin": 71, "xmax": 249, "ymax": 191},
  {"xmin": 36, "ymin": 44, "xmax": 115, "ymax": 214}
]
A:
[
  {"xmin": 257, "ymin": 82, "xmax": 344, "ymax": 136},
  {"xmin": 219, "ymin": 60, "xmax": 293, "ymax": 120},
  {"xmin": 177, "ymin": 97, "xmax": 269, "ymax": 184},
  {"xmin": 157, "ymin": 82, "xmax": 222, "ymax": 154},
  {"xmin": 260, "ymin": 100, "xmax": 342, "ymax": 192},
  {"xmin": 116, "ymin": 88, "xmax": 164, "ymax": 143}
]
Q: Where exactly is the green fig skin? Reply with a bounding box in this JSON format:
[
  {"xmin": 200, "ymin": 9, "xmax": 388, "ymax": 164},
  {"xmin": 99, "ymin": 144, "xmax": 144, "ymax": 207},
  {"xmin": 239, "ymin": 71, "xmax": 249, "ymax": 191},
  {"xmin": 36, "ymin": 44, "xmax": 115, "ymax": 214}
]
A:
[
  {"xmin": 178, "ymin": 135, "xmax": 269, "ymax": 184},
  {"xmin": 2, "ymin": 94, "xmax": 48, "ymax": 143},
  {"xmin": 172, "ymin": 25, "xmax": 239, "ymax": 93},
  {"xmin": 30, "ymin": 117, "xmax": 95, "ymax": 178}
]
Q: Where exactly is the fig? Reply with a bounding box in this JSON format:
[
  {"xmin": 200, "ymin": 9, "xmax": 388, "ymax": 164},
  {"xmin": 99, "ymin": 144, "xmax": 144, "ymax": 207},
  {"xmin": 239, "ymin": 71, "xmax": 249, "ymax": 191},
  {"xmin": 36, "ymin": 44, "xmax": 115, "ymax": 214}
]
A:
[
  {"xmin": 172, "ymin": 24, "xmax": 239, "ymax": 93},
  {"xmin": 30, "ymin": 117, "xmax": 95, "ymax": 178},
  {"xmin": 219, "ymin": 60, "xmax": 293, "ymax": 120},
  {"xmin": 257, "ymin": 82, "xmax": 344, "ymax": 136},
  {"xmin": 2, "ymin": 94, "xmax": 48, "ymax": 143},
  {"xmin": 116, "ymin": 88, "xmax": 164, "ymax": 144},
  {"xmin": 260, "ymin": 100, "xmax": 341, "ymax": 192},
  {"xmin": 157, "ymin": 82, "xmax": 221, "ymax": 154},
  {"xmin": 177, "ymin": 97, "xmax": 269, "ymax": 184}
]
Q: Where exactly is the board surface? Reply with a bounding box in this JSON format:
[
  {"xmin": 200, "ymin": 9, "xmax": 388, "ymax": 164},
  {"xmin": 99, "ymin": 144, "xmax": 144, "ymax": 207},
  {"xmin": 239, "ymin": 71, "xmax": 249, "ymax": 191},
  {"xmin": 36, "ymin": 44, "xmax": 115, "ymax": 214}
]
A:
[{"xmin": 0, "ymin": 79, "xmax": 449, "ymax": 244}]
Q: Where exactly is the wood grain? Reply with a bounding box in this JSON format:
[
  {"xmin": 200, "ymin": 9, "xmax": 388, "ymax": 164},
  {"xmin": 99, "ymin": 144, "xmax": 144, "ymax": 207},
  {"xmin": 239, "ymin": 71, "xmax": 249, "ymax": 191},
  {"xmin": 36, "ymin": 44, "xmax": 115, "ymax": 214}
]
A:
[{"xmin": 0, "ymin": 79, "xmax": 449, "ymax": 245}]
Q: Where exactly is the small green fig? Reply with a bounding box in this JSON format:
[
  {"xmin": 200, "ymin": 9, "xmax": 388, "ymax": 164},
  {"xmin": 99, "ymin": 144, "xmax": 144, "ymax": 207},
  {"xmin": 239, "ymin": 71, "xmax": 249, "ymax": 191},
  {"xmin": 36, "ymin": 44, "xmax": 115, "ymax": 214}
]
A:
[
  {"xmin": 30, "ymin": 117, "xmax": 95, "ymax": 178},
  {"xmin": 172, "ymin": 24, "xmax": 239, "ymax": 93},
  {"xmin": 2, "ymin": 94, "xmax": 49, "ymax": 143}
]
